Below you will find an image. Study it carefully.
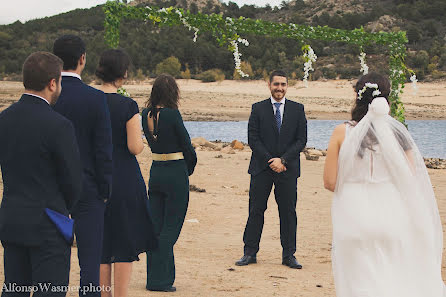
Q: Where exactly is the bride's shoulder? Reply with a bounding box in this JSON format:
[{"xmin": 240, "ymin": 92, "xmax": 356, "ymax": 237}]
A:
[
  {"xmin": 330, "ymin": 123, "xmax": 346, "ymax": 142},
  {"xmin": 334, "ymin": 123, "xmax": 347, "ymax": 133}
]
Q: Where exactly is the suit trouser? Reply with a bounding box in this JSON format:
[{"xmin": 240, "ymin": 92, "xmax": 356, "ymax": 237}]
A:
[
  {"xmin": 1, "ymin": 227, "xmax": 70, "ymax": 297},
  {"xmin": 243, "ymin": 169, "xmax": 298, "ymax": 258},
  {"xmin": 72, "ymin": 198, "xmax": 105, "ymax": 297},
  {"xmin": 146, "ymin": 161, "xmax": 189, "ymax": 290}
]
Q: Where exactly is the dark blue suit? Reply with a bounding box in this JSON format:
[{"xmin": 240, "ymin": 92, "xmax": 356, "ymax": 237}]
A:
[
  {"xmin": 0, "ymin": 94, "xmax": 82, "ymax": 296},
  {"xmin": 244, "ymin": 98, "xmax": 307, "ymax": 258},
  {"xmin": 54, "ymin": 75, "xmax": 113, "ymax": 297}
]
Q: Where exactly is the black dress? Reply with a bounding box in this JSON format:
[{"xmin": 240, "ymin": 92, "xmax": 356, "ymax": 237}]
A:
[{"xmin": 101, "ymin": 93, "xmax": 157, "ymax": 264}]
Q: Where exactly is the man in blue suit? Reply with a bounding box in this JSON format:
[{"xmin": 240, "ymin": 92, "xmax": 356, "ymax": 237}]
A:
[
  {"xmin": 53, "ymin": 35, "xmax": 113, "ymax": 297},
  {"xmin": 0, "ymin": 52, "xmax": 82, "ymax": 296}
]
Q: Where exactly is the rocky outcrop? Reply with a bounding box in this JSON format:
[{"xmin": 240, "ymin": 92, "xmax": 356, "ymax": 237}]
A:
[
  {"xmin": 191, "ymin": 137, "xmax": 249, "ymax": 153},
  {"xmin": 303, "ymin": 147, "xmax": 326, "ymax": 161},
  {"xmin": 424, "ymin": 158, "xmax": 446, "ymax": 170}
]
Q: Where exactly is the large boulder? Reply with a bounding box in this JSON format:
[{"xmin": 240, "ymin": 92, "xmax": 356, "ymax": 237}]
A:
[
  {"xmin": 191, "ymin": 137, "xmax": 218, "ymax": 150},
  {"xmin": 230, "ymin": 140, "xmax": 244, "ymax": 150},
  {"xmin": 221, "ymin": 146, "xmax": 236, "ymax": 154}
]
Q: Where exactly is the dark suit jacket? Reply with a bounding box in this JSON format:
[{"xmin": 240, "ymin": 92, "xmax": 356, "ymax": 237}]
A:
[
  {"xmin": 0, "ymin": 94, "xmax": 82, "ymax": 245},
  {"xmin": 54, "ymin": 76, "xmax": 113, "ymax": 201},
  {"xmin": 248, "ymin": 98, "xmax": 307, "ymax": 177}
]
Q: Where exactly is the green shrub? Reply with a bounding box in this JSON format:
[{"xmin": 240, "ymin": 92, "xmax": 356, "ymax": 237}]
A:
[
  {"xmin": 180, "ymin": 64, "xmax": 191, "ymax": 79},
  {"xmin": 134, "ymin": 68, "xmax": 145, "ymax": 81},
  {"xmin": 155, "ymin": 56, "xmax": 181, "ymax": 77},
  {"xmin": 431, "ymin": 70, "xmax": 446, "ymax": 79},
  {"xmin": 322, "ymin": 67, "xmax": 337, "ymax": 79},
  {"xmin": 198, "ymin": 69, "xmax": 225, "ymax": 82}
]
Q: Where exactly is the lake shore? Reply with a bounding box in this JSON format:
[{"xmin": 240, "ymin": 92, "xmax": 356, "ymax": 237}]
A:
[{"xmin": 1, "ymin": 79, "xmax": 446, "ymax": 121}]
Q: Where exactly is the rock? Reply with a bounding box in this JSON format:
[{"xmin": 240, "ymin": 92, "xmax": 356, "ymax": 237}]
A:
[
  {"xmin": 221, "ymin": 146, "xmax": 236, "ymax": 154},
  {"xmin": 230, "ymin": 140, "xmax": 244, "ymax": 150},
  {"xmin": 190, "ymin": 184, "xmax": 206, "ymax": 192},
  {"xmin": 191, "ymin": 137, "xmax": 207, "ymax": 147},
  {"xmin": 186, "ymin": 219, "xmax": 199, "ymax": 223},
  {"xmin": 202, "ymin": 141, "xmax": 218, "ymax": 150},
  {"xmin": 305, "ymin": 155, "xmax": 319, "ymax": 161},
  {"xmin": 191, "ymin": 137, "xmax": 218, "ymax": 150},
  {"xmin": 307, "ymin": 149, "xmax": 324, "ymax": 157},
  {"xmin": 304, "ymin": 151, "xmax": 319, "ymax": 161}
]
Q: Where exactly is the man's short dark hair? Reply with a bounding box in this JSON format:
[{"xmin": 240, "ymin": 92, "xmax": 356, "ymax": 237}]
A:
[
  {"xmin": 269, "ymin": 70, "xmax": 288, "ymax": 82},
  {"xmin": 53, "ymin": 35, "xmax": 86, "ymax": 70},
  {"xmin": 23, "ymin": 52, "xmax": 63, "ymax": 91}
]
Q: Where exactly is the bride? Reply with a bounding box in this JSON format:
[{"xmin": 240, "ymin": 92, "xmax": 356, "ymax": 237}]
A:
[{"xmin": 323, "ymin": 72, "xmax": 445, "ymax": 297}]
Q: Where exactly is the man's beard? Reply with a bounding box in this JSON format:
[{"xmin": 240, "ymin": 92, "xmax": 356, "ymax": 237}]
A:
[
  {"xmin": 272, "ymin": 91, "xmax": 284, "ymax": 100},
  {"xmin": 51, "ymin": 89, "xmax": 61, "ymax": 106}
]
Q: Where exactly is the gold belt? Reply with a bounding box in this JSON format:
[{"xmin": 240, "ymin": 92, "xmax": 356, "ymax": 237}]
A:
[{"xmin": 152, "ymin": 152, "xmax": 184, "ymax": 161}]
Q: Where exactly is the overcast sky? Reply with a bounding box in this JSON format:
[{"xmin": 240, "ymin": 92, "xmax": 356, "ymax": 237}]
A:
[{"xmin": 0, "ymin": 0, "xmax": 286, "ymax": 25}]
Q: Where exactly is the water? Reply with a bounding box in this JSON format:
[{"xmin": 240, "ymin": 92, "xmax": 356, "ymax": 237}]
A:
[{"xmin": 184, "ymin": 120, "xmax": 446, "ymax": 159}]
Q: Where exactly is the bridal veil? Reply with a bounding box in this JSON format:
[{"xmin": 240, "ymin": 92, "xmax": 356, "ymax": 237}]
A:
[{"xmin": 332, "ymin": 97, "xmax": 445, "ymax": 297}]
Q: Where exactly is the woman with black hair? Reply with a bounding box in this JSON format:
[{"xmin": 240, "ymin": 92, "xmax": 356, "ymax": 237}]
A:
[
  {"xmin": 324, "ymin": 73, "xmax": 445, "ymax": 296},
  {"xmin": 96, "ymin": 49, "xmax": 157, "ymax": 297},
  {"xmin": 141, "ymin": 74, "xmax": 197, "ymax": 292}
]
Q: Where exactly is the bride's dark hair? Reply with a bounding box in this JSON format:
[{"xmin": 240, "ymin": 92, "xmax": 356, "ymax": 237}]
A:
[{"xmin": 351, "ymin": 72, "xmax": 391, "ymax": 122}]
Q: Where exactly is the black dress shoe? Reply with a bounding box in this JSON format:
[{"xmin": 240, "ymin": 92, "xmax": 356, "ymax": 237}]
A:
[
  {"xmin": 282, "ymin": 256, "xmax": 302, "ymax": 269},
  {"xmin": 235, "ymin": 255, "xmax": 257, "ymax": 266},
  {"xmin": 147, "ymin": 286, "xmax": 176, "ymax": 292}
]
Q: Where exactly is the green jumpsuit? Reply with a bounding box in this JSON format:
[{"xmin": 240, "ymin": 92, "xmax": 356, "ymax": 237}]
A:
[{"xmin": 142, "ymin": 107, "xmax": 197, "ymax": 291}]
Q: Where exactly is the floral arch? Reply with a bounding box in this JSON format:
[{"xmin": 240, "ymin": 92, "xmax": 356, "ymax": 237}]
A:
[{"xmin": 104, "ymin": 1, "xmax": 415, "ymax": 123}]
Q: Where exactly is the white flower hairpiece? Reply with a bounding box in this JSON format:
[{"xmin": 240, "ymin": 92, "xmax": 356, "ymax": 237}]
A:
[{"xmin": 358, "ymin": 82, "xmax": 380, "ymax": 100}]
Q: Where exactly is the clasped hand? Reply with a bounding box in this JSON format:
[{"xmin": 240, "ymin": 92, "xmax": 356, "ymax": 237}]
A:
[{"xmin": 268, "ymin": 158, "xmax": 287, "ymax": 173}]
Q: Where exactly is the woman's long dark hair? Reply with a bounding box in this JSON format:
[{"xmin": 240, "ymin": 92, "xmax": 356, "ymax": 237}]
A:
[
  {"xmin": 351, "ymin": 72, "xmax": 391, "ymax": 122},
  {"xmin": 145, "ymin": 74, "xmax": 180, "ymax": 141},
  {"xmin": 145, "ymin": 74, "xmax": 179, "ymax": 110}
]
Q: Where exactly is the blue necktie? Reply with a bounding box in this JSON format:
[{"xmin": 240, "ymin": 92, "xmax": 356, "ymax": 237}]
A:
[{"xmin": 274, "ymin": 102, "xmax": 282, "ymax": 133}]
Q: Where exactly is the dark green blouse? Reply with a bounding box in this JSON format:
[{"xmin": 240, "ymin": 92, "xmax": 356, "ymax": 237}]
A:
[{"xmin": 141, "ymin": 107, "xmax": 197, "ymax": 175}]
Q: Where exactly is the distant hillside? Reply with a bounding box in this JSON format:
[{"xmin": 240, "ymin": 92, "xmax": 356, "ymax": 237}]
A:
[{"xmin": 0, "ymin": 0, "xmax": 445, "ymax": 81}]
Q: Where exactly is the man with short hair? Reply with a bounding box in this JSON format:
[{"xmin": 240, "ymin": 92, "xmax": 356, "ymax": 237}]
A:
[
  {"xmin": 236, "ymin": 70, "xmax": 307, "ymax": 269},
  {"xmin": 53, "ymin": 35, "xmax": 113, "ymax": 297},
  {"xmin": 0, "ymin": 51, "xmax": 82, "ymax": 296}
]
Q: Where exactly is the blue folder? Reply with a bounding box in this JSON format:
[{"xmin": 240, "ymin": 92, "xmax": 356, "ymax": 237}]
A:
[{"xmin": 44, "ymin": 208, "xmax": 74, "ymax": 244}]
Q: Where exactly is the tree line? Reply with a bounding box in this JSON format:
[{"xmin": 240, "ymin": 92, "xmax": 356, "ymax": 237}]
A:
[{"xmin": 0, "ymin": 0, "xmax": 445, "ymax": 82}]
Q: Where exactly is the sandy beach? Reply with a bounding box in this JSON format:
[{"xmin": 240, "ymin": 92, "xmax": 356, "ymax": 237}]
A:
[{"xmin": 0, "ymin": 79, "xmax": 445, "ymax": 296}]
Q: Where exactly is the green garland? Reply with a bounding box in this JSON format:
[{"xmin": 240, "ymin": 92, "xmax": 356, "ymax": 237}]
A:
[{"xmin": 104, "ymin": 1, "xmax": 410, "ymax": 123}]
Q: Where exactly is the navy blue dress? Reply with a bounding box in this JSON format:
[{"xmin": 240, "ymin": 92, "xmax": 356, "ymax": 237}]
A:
[{"xmin": 101, "ymin": 93, "xmax": 157, "ymax": 264}]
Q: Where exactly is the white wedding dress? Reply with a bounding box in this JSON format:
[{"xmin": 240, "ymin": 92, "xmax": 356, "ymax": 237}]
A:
[{"xmin": 332, "ymin": 98, "xmax": 445, "ymax": 297}]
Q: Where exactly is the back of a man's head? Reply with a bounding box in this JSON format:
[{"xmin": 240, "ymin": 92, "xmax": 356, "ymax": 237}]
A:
[
  {"xmin": 23, "ymin": 52, "xmax": 63, "ymax": 92},
  {"xmin": 53, "ymin": 35, "xmax": 86, "ymax": 71}
]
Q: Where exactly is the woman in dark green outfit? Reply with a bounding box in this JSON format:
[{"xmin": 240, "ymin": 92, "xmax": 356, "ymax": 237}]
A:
[{"xmin": 142, "ymin": 74, "xmax": 197, "ymax": 293}]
